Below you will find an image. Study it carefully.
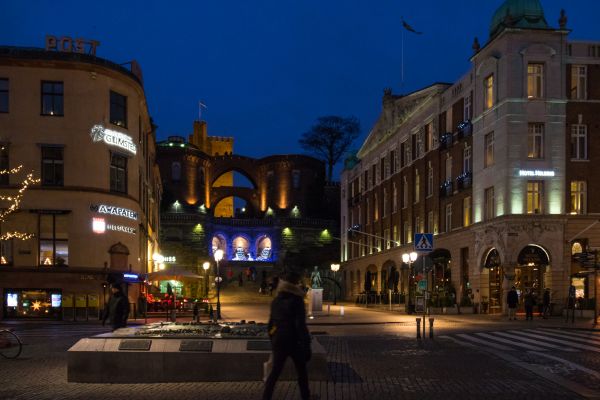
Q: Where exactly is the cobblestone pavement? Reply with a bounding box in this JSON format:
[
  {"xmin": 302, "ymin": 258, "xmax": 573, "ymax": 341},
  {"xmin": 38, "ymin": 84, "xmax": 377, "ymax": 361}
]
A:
[{"xmin": 0, "ymin": 323, "xmax": 588, "ymax": 400}]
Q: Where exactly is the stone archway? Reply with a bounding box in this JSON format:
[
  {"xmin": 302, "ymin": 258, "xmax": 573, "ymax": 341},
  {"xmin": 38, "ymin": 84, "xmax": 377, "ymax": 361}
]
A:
[
  {"xmin": 365, "ymin": 264, "xmax": 377, "ymax": 293},
  {"xmin": 482, "ymin": 248, "xmax": 503, "ymax": 314},
  {"xmin": 515, "ymin": 244, "xmax": 550, "ymax": 296}
]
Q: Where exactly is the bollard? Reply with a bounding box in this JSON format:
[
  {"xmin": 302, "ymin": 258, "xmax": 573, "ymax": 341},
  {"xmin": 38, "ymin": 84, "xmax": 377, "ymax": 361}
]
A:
[
  {"xmin": 327, "ymin": 304, "xmax": 331, "ymax": 315},
  {"xmin": 416, "ymin": 318, "xmax": 421, "ymax": 339},
  {"xmin": 429, "ymin": 318, "xmax": 434, "ymax": 339},
  {"xmin": 340, "ymin": 305, "xmax": 345, "ymax": 316}
]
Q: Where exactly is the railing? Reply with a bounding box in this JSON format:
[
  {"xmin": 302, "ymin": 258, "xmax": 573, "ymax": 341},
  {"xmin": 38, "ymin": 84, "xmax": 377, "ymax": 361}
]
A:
[
  {"xmin": 439, "ymin": 181, "xmax": 453, "ymax": 198},
  {"xmin": 455, "ymin": 172, "xmax": 472, "ymax": 191},
  {"xmin": 439, "ymin": 133, "xmax": 453, "ymax": 150},
  {"xmin": 455, "ymin": 121, "xmax": 472, "ymax": 140}
]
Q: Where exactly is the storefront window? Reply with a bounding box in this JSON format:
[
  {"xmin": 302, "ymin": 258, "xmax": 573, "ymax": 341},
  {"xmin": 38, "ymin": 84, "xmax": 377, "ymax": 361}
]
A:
[
  {"xmin": 39, "ymin": 213, "xmax": 69, "ymax": 266},
  {"xmin": 3, "ymin": 289, "xmax": 62, "ymax": 319}
]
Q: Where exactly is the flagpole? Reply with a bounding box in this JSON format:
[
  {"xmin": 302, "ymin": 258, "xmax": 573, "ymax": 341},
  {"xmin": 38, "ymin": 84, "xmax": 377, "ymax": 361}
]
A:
[{"xmin": 401, "ymin": 27, "xmax": 404, "ymax": 89}]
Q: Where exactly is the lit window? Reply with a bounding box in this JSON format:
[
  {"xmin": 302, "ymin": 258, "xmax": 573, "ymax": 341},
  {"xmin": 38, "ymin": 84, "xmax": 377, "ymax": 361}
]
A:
[
  {"xmin": 374, "ymin": 193, "xmax": 379, "ymax": 221},
  {"xmin": 484, "ymin": 187, "xmax": 495, "ymax": 220},
  {"xmin": 415, "ymin": 216, "xmax": 421, "ymax": 234},
  {"xmin": 110, "ymin": 153, "xmax": 127, "ymax": 193},
  {"xmin": 527, "ymin": 123, "xmax": 544, "ymax": 159},
  {"xmin": 39, "ymin": 214, "xmax": 68, "ymax": 266},
  {"xmin": 445, "ymin": 154, "xmax": 452, "ymax": 182},
  {"xmin": 41, "ymin": 81, "xmax": 64, "ymax": 116},
  {"xmin": 403, "ymin": 221, "xmax": 410, "ymax": 243},
  {"xmin": 463, "ymin": 144, "xmax": 472, "ymax": 173},
  {"xmin": 526, "ymin": 181, "xmax": 543, "ymax": 214},
  {"xmin": 463, "ymin": 196, "xmax": 471, "ymax": 227},
  {"xmin": 484, "ymin": 75, "xmax": 494, "ymax": 110},
  {"xmin": 414, "ymin": 169, "xmax": 420, "ymax": 203},
  {"xmin": 570, "ymin": 65, "xmax": 587, "ymax": 100},
  {"xmin": 110, "ymin": 91, "xmax": 128, "ymax": 128},
  {"xmin": 427, "ymin": 210, "xmax": 434, "ymax": 234},
  {"xmin": 571, "ymin": 125, "xmax": 587, "ymax": 160},
  {"xmin": 484, "ymin": 132, "xmax": 494, "ymax": 167},
  {"xmin": 445, "ymin": 203, "xmax": 452, "ymax": 232},
  {"xmin": 427, "ymin": 162, "xmax": 433, "ymax": 197},
  {"xmin": 527, "ymin": 63, "xmax": 544, "ymax": 99},
  {"xmin": 384, "ymin": 228, "xmax": 391, "ymax": 249},
  {"xmin": 425, "ymin": 122, "xmax": 436, "ymax": 151},
  {"xmin": 41, "ymin": 146, "xmax": 64, "ymax": 187},
  {"xmin": 570, "ymin": 180, "xmax": 587, "ymax": 214},
  {"xmin": 402, "ymin": 176, "xmax": 408, "ymax": 208},
  {"xmin": 393, "ymin": 225, "xmax": 398, "ymax": 244}
]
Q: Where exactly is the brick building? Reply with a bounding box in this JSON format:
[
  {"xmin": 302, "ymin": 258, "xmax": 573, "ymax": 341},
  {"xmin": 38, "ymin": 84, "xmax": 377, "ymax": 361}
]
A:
[{"xmin": 341, "ymin": 0, "xmax": 599, "ymax": 315}]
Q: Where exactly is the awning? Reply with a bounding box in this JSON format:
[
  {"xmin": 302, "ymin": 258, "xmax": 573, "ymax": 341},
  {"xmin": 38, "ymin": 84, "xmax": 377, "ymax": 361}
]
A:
[{"xmin": 147, "ymin": 267, "xmax": 202, "ymax": 281}]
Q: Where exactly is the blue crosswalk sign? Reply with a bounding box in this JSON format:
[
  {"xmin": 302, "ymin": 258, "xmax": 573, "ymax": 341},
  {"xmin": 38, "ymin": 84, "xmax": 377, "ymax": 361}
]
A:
[{"xmin": 414, "ymin": 233, "xmax": 434, "ymax": 252}]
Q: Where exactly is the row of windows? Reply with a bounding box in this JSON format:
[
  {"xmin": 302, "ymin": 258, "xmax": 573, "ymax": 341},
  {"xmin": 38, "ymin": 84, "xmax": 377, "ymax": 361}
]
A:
[
  {"xmin": 483, "ymin": 64, "xmax": 589, "ymax": 112},
  {"xmin": 0, "ymin": 146, "xmax": 128, "ymax": 193},
  {"xmin": 0, "ymin": 78, "xmax": 128, "ymax": 127}
]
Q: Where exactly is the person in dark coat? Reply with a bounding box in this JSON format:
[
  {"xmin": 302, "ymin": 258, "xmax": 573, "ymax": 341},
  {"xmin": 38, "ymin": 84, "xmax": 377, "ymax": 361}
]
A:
[
  {"xmin": 193, "ymin": 302, "xmax": 199, "ymax": 323},
  {"xmin": 102, "ymin": 283, "xmax": 130, "ymax": 331},
  {"xmin": 524, "ymin": 289, "xmax": 536, "ymax": 321},
  {"xmin": 263, "ymin": 272, "xmax": 311, "ymax": 400},
  {"xmin": 507, "ymin": 286, "xmax": 519, "ymax": 320},
  {"xmin": 542, "ymin": 288, "xmax": 551, "ymax": 319}
]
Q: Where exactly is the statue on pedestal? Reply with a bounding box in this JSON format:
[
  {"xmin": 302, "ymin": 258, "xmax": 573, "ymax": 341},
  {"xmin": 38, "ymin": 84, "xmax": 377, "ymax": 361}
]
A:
[{"xmin": 310, "ymin": 266, "xmax": 322, "ymax": 289}]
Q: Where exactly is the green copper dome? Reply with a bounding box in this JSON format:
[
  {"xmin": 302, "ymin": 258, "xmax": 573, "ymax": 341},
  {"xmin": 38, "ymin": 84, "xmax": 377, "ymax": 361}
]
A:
[{"xmin": 490, "ymin": 0, "xmax": 549, "ymax": 38}]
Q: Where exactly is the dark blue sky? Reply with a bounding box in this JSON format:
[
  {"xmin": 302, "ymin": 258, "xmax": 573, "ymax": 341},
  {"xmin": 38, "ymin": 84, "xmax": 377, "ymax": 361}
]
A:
[{"xmin": 2, "ymin": 1, "xmax": 599, "ymax": 179}]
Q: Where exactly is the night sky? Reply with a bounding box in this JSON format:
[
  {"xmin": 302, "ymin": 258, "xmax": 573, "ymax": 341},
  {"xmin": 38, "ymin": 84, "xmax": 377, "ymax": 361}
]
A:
[{"xmin": 2, "ymin": 1, "xmax": 599, "ymax": 179}]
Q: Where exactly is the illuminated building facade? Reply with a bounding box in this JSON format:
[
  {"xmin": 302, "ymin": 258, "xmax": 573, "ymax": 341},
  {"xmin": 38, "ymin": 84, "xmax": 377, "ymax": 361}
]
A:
[
  {"xmin": 0, "ymin": 44, "xmax": 161, "ymax": 319},
  {"xmin": 341, "ymin": 1, "xmax": 600, "ymax": 314},
  {"xmin": 157, "ymin": 127, "xmax": 339, "ymax": 296}
]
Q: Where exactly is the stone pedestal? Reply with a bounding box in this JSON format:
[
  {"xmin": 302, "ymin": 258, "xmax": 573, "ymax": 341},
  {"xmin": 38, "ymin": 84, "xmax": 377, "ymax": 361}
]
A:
[{"xmin": 308, "ymin": 288, "xmax": 323, "ymax": 314}]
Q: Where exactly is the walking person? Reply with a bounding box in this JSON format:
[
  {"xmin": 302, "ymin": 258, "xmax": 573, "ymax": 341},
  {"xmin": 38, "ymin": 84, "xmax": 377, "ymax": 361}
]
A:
[
  {"xmin": 524, "ymin": 289, "xmax": 535, "ymax": 321},
  {"xmin": 102, "ymin": 283, "xmax": 130, "ymax": 331},
  {"xmin": 263, "ymin": 272, "xmax": 311, "ymax": 400},
  {"xmin": 542, "ymin": 288, "xmax": 551, "ymax": 319},
  {"xmin": 472, "ymin": 289, "xmax": 481, "ymax": 314},
  {"xmin": 193, "ymin": 301, "xmax": 199, "ymax": 323},
  {"xmin": 507, "ymin": 286, "xmax": 518, "ymax": 320}
]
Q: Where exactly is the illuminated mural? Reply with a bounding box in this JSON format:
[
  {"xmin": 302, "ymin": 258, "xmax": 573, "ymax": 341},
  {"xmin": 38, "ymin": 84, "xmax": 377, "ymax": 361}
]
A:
[
  {"xmin": 211, "ymin": 235, "xmax": 227, "ymax": 259},
  {"xmin": 211, "ymin": 234, "xmax": 274, "ymax": 262},
  {"xmin": 256, "ymin": 235, "xmax": 272, "ymax": 261}
]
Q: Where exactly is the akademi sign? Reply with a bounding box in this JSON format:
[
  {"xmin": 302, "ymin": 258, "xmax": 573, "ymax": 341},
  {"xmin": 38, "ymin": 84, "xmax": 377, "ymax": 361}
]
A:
[
  {"xmin": 90, "ymin": 204, "xmax": 138, "ymax": 221},
  {"xmin": 90, "ymin": 124, "xmax": 137, "ymax": 155}
]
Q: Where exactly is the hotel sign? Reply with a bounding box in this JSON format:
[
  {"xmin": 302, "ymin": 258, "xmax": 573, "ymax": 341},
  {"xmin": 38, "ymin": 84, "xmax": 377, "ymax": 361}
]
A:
[
  {"xmin": 90, "ymin": 204, "xmax": 138, "ymax": 221},
  {"xmin": 517, "ymin": 169, "xmax": 555, "ymax": 177},
  {"xmin": 90, "ymin": 124, "xmax": 137, "ymax": 155}
]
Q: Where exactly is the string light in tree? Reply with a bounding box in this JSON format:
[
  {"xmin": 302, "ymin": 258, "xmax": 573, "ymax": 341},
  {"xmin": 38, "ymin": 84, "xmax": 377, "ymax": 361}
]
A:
[{"xmin": 0, "ymin": 165, "xmax": 40, "ymax": 244}]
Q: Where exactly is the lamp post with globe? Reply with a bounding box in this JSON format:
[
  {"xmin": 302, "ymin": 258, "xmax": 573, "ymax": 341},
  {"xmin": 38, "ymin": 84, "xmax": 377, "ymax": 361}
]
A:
[
  {"xmin": 402, "ymin": 252, "xmax": 418, "ymax": 313},
  {"xmin": 330, "ymin": 263, "xmax": 340, "ymax": 305},
  {"xmin": 213, "ymin": 249, "xmax": 224, "ymax": 320}
]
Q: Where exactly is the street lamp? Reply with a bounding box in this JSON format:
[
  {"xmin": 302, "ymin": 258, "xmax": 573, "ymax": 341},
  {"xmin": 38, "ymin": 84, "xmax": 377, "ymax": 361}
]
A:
[
  {"xmin": 202, "ymin": 261, "xmax": 210, "ymax": 298},
  {"xmin": 402, "ymin": 252, "xmax": 418, "ymax": 313},
  {"xmin": 213, "ymin": 249, "xmax": 224, "ymax": 320},
  {"xmin": 330, "ymin": 263, "xmax": 340, "ymax": 305}
]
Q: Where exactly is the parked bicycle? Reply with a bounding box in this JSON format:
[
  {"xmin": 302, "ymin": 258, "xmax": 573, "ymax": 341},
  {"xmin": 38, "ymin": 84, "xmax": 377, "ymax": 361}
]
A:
[{"xmin": 0, "ymin": 329, "xmax": 22, "ymax": 359}]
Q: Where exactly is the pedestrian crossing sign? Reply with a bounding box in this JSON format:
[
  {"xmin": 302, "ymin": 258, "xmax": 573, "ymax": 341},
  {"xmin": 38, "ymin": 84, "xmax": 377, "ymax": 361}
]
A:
[{"xmin": 414, "ymin": 233, "xmax": 434, "ymax": 252}]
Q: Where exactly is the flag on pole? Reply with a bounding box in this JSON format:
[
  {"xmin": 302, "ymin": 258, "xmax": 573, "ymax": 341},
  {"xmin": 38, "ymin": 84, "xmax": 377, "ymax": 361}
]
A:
[
  {"xmin": 198, "ymin": 101, "xmax": 207, "ymax": 120},
  {"xmin": 401, "ymin": 18, "xmax": 423, "ymax": 34}
]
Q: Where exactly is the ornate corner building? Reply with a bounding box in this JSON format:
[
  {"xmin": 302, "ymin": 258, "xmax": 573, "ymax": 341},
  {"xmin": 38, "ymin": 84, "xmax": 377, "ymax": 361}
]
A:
[
  {"xmin": 156, "ymin": 122, "xmax": 339, "ymax": 297},
  {"xmin": 341, "ymin": 0, "xmax": 600, "ymax": 314},
  {"xmin": 0, "ymin": 43, "xmax": 161, "ymax": 320}
]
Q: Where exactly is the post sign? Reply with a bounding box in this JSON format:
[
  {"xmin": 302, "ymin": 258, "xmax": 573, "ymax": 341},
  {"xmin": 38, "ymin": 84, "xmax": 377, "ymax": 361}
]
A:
[
  {"xmin": 45, "ymin": 35, "xmax": 100, "ymax": 55},
  {"xmin": 414, "ymin": 233, "xmax": 434, "ymax": 252}
]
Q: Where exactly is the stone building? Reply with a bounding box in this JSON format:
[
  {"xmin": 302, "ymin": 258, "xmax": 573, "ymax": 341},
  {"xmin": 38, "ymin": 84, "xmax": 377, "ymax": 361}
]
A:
[
  {"xmin": 0, "ymin": 42, "xmax": 161, "ymax": 320},
  {"xmin": 156, "ymin": 123, "xmax": 339, "ymax": 297},
  {"xmin": 340, "ymin": 0, "xmax": 600, "ymax": 315}
]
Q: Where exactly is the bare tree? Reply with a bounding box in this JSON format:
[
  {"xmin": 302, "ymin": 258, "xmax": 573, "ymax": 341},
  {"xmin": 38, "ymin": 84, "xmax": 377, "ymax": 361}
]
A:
[{"xmin": 299, "ymin": 116, "xmax": 360, "ymax": 182}]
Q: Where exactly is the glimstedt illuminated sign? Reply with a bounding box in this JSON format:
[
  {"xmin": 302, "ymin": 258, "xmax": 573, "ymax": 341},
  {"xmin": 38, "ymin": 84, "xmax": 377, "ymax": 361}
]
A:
[
  {"xmin": 90, "ymin": 124, "xmax": 137, "ymax": 155},
  {"xmin": 90, "ymin": 204, "xmax": 138, "ymax": 221},
  {"xmin": 518, "ymin": 169, "xmax": 555, "ymax": 177}
]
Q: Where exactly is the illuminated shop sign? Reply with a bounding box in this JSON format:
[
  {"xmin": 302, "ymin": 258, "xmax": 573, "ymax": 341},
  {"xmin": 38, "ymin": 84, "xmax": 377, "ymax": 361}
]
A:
[
  {"xmin": 90, "ymin": 204, "xmax": 138, "ymax": 221},
  {"xmin": 51, "ymin": 294, "xmax": 62, "ymax": 308},
  {"xmin": 90, "ymin": 124, "xmax": 137, "ymax": 155},
  {"xmin": 164, "ymin": 256, "xmax": 176, "ymax": 263},
  {"xmin": 517, "ymin": 169, "xmax": 555, "ymax": 177},
  {"xmin": 123, "ymin": 273, "xmax": 140, "ymax": 281},
  {"xmin": 91, "ymin": 217, "xmax": 136, "ymax": 235}
]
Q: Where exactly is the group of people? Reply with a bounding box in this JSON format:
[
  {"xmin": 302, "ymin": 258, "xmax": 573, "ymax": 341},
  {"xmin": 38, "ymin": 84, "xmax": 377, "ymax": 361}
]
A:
[{"xmin": 506, "ymin": 286, "xmax": 551, "ymax": 320}]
